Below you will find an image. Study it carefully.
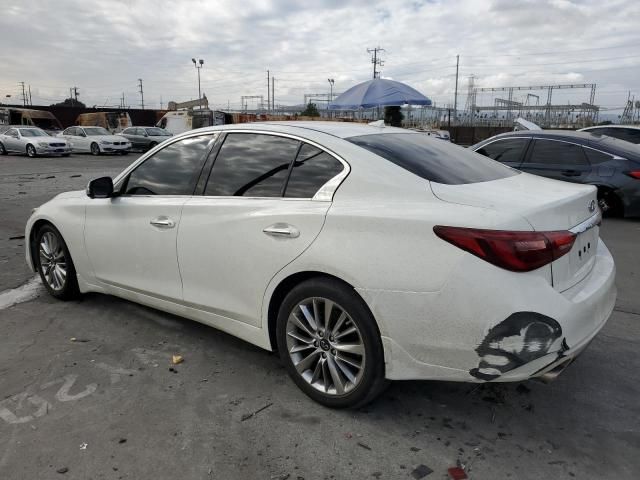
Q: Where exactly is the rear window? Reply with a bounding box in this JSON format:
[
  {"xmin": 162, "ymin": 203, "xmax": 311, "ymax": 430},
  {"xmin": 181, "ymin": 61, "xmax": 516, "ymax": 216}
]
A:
[{"xmin": 347, "ymin": 133, "xmax": 518, "ymax": 185}]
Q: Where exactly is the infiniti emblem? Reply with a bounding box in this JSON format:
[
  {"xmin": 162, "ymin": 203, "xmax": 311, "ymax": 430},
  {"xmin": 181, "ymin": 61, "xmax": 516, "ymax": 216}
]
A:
[{"xmin": 588, "ymin": 200, "xmax": 596, "ymax": 213}]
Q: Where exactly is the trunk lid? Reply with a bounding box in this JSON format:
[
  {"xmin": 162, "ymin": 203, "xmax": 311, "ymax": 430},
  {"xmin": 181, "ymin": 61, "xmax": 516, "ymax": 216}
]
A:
[{"xmin": 430, "ymin": 172, "xmax": 600, "ymax": 291}]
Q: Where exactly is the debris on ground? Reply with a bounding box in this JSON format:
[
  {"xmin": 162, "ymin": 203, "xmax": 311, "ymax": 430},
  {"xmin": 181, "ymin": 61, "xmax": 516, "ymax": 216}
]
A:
[
  {"xmin": 70, "ymin": 337, "xmax": 90, "ymax": 343},
  {"xmin": 70, "ymin": 174, "xmax": 82, "ymax": 178},
  {"xmin": 44, "ymin": 175, "xmax": 56, "ymax": 179},
  {"xmin": 9, "ymin": 235, "xmax": 25, "ymax": 240},
  {"xmin": 172, "ymin": 354, "xmax": 184, "ymax": 365},
  {"xmin": 357, "ymin": 442, "xmax": 372, "ymax": 451},
  {"xmin": 344, "ymin": 432, "xmax": 353, "ymax": 439},
  {"xmin": 79, "ymin": 443, "xmax": 88, "ymax": 450},
  {"xmin": 169, "ymin": 367, "xmax": 178, "ymax": 373},
  {"xmin": 447, "ymin": 466, "xmax": 467, "ymax": 479},
  {"xmin": 410, "ymin": 464, "xmax": 433, "ymax": 478},
  {"xmin": 56, "ymin": 467, "xmax": 69, "ymax": 474},
  {"xmin": 270, "ymin": 474, "xmax": 290, "ymax": 480},
  {"xmin": 241, "ymin": 402, "xmax": 273, "ymax": 421},
  {"xmin": 118, "ymin": 438, "xmax": 127, "ymax": 444},
  {"xmin": 410, "ymin": 446, "xmax": 421, "ymax": 452}
]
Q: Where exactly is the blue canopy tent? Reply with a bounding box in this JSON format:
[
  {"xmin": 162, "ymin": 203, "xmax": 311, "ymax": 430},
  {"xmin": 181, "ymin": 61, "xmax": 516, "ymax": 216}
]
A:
[{"xmin": 328, "ymin": 78, "xmax": 432, "ymax": 109}]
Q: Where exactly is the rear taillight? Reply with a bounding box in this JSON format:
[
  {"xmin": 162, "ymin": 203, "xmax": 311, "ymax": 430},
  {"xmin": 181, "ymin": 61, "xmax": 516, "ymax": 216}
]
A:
[
  {"xmin": 625, "ymin": 170, "xmax": 640, "ymax": 179},
  {"xmin": 433, "ymin": 226, "xmax": 576, "ymax": 272}
]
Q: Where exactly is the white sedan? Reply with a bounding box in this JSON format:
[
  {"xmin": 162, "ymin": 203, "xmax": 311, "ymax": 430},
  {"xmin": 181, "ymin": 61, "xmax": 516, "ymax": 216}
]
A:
[
  {"xmin": 58, "ymin": 126, "xmax": 131, "ymax": 155},
  {"xmin": 0, "ymin": 126, "xmax": 71, "ymax": 157},
  {"xmin": 25, "ymin": 122, "xmax": 616, "ymax": 408}
]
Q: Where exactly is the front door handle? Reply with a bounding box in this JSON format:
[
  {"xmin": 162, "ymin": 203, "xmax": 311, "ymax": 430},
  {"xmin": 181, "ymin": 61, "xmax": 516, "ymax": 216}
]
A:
[
  {"xmin": 561, "ymin": 170, "xmax": 581, "ymax": 177},
  {"xmin": 150, "ymin": 216, "xmax": 176, "ymax": 228},
  {"xmin": 263, "ymin": 223, "xmax": 300, "ymax": 238}
]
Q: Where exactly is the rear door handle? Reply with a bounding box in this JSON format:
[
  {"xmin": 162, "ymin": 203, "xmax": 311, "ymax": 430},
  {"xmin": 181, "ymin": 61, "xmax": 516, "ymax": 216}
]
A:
[
  {"xmin": 150, "ymin": 216, "xmax": 176, "ymax": 228},
  {"xmin": 263, "ymin": 223, "xmax": 300, "ymax": 238},
  {"xmin": 561, "ymin": 170, "xmax": 581, "ymax": 177}
]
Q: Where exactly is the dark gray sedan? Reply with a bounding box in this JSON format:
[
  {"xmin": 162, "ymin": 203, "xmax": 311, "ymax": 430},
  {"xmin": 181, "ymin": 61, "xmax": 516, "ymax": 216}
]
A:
[
  {"xmin": 472, "ymin": 130, "xmax": 640, "ymax": 217},
  {"xmin": 120, "ymin": 127, "xmax": 172, "ymax": 151}
]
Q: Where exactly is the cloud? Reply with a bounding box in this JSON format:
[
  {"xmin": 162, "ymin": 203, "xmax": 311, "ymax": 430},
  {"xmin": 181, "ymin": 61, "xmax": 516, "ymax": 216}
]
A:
[{"xmin": 0, "ymin": 0, "xmax": 638, "ymax": 111}]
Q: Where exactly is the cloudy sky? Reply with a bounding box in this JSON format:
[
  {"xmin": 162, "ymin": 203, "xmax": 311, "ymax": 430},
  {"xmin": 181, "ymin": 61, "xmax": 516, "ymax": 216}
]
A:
[{"xmin": 1, "ymin": 0, "xmax": 638, "ymax": 113}]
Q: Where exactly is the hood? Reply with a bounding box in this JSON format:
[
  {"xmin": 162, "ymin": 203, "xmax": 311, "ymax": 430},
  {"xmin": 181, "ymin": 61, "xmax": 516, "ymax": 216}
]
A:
[{"xmin": 92, "ymin": 135, "xmax": 129, "ymax": 142}]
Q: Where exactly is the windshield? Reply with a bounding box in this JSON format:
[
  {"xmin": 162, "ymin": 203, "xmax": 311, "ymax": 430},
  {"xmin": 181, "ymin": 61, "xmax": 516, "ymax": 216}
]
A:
[
  {"xmin": 347, "ymin": 133, "xmax": 518, "ymax": 185},
  {"xmin": 19, "ymin": 128, "xmax": 48, "ymax": 137},
  {"xmin": 146, "ymin": 127, "xmax": 170, "ymax": 136},
  {"xmin": 84, "ymin": 127, "xmax": 111, "ymax": 136}
]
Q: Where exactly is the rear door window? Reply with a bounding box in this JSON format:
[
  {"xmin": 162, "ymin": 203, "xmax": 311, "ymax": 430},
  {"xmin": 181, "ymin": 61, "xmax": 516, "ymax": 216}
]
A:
[
  {"xmin": 525, "ymin": 140, "xmax": 588, "ymax": 166},
  {"xmin": 205, "ymin": 133, "xmax": 299, "ymax": 197},
  {"xmin": 475, "ymin": 138, "xmax": 529, "ymax": 165},
  {"xmin": 583, "ymin": 148, "xmax": 614, "ymax": 164},
  {"xmin": 284, "ymin": 143, "xmax": 344, "ymax": 198},
  {"xmin": 347, "ymin": 133, "xmax": 517, "ymax": 185}
]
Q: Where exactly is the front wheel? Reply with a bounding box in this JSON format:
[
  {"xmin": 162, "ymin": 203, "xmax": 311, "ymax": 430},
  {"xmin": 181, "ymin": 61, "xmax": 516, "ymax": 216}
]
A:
[
  {"xmin": 276, "ymin": 278, "xmax": 387, "ymax": 408},
  {"xmin": 34, "ymin": 224, "xmax": 80, "ymax": 300},
  {"xmin": 26, "ymin": 144, "xmax": 37, "ymax": 157},
  {"xmin": 0, "ymin": 142, "xmax": 7, "ymax": 155},
  {"xmin": 91, "ymin": 143, "xmax": 100, "ymax": 156}
]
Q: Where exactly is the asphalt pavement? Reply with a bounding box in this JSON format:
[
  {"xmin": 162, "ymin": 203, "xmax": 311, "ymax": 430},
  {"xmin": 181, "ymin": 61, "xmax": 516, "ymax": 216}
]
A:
[{"xmin": 1, "ymin": 153, "xmax": 638, "ymax": 479}]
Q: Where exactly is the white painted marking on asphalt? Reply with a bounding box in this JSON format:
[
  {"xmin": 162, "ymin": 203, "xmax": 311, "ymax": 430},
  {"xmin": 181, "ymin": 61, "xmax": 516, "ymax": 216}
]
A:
[
  {"xmin": 41, "ymin": 374, "xmax": 97, "ymax": 402},
  {"xmin": 0, "ymin": 276, "xmax": 43, "ymax": 310},
  {"xmin": 0, "ymin": 392, "xmax": 51, "ymax": 424}
]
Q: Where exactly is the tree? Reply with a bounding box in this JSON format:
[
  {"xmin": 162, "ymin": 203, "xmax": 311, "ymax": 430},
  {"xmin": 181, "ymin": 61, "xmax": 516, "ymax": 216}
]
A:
[
  {"xmin": 51, "ymin": 98, "xmax": 86, "ymax": 108},
  {"xmin": 301, "ymin": 102, "xmax": 320, "ymax": 117},
  {"xmin": 384, "ymin": 106, "xmax": 403, "ymax": 127}
]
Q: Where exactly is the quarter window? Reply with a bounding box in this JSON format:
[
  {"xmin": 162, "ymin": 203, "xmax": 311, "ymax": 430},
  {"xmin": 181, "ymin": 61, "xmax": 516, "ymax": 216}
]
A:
[
  {"xmin": 475, "ymin": 138, "xmax": 528, "ymax": 164},
  {"xmin": 284, "ymin": 143, "xmax": 344, "ymax": 198},
  {"xmin": 526, "ymin": 140, "xmax": 588, "ymax": 166},
  {"xmin": 124, "ymin": 135, "xmax": 214, "ymax": 195},
  {"xmin": 205, "ymin": 133, "xmax": 299, "ymax": 197},
  {"xmin": 584, "ymin": 148, "xmax": 614, "ymax": 164}
]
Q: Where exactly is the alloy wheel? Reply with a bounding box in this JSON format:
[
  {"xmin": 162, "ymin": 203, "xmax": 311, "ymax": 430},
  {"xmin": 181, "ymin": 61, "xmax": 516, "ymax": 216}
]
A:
[
  {"xmin": 38, "ymin": 231, "xmax": 67, "ymax": 291},
  {"xmin": 91, "ymin": 143, "xmax": 100, "ymax": 155},
  {"xmin": 26, "ymin": 145, "xmax": 36, "ymax": 157},
  {"xmin": 285, "ymin": 297, "xmax": 366, "ymax": 395}
]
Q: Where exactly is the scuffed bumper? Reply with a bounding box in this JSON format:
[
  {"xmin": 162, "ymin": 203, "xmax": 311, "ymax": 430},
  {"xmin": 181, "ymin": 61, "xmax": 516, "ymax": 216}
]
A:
[{"xmin": 361, "ymin": 240, "xmax": 616, "ymax": 382}]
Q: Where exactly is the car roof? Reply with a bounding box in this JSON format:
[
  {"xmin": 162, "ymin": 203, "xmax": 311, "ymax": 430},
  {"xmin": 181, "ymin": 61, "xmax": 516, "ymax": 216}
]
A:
[
  {"xmin": 580, "ymin": 125, "xmax": 640, "ymax": 131},
  {"xmin": 254, "ymin": 121, "xmax": 412, "ymax": 139}
]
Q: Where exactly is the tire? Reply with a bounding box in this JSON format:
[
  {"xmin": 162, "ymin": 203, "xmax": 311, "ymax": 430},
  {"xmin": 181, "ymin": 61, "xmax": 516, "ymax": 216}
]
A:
[
  {"xmin": 34, "ymin": 224, "xmax": 80, "ymax": 300},
  {"xmin": 148, "ymin": 141, "xmax": 158, "ymax": 151},
  {"xmin": 598, "ymin": 189, "xmax": 623, "ymax": 217},
  {"xmin": 276, "ymin": 277, "xmax": 388, "ymax": 408},
  {"xmin": 26, "ymin": 144, "xmax": 37, "ymax": 158},
  {"xmin": 0, "ymin": 142, "xmax": 7, "ymax": 155},
  {"xmin": 62, "ymin": 153, "xmax": 70, "ymax": 157},
  {"xmin": 120, "ymin": 151, "xmax": 129, "ymax": 155},
  {"xmin": 91, "ymin": 143, "xmax": 101, "ymax": 156}
]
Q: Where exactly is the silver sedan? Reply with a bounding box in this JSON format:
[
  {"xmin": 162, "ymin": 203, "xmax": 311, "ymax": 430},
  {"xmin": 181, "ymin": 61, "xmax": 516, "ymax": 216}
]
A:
[{"xmin": 0, "ymin": 127, "xmax": 71, "ymax": 157}]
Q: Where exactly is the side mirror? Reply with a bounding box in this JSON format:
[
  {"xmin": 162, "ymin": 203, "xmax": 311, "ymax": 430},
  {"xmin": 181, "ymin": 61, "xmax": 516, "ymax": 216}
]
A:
[{"xmin": 87, "ymin": 176, "xmax": 114, "ymax": 199}]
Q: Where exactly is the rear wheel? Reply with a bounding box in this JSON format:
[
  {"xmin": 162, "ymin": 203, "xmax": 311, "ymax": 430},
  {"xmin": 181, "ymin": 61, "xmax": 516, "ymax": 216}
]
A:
[
  {"xmin": 34, "ymin": 224, "xmax": 79, "ymax": 300},
  {"xmin": 148, "ymin": 141, "xmax": 158, "ymax": 151},
  {"xmin": 26, "ymin": 144, "xmax": 37, "ymax": 158},
  {"xmin": 90, "ymin": 143, "xmax": 100, "ymax": 156},
  {"xmin": 0, "ymin": 142, "xmax": 7, "ymax": 155},
  {"xmin": 598, "ymin": 188, "xmax": 623, "ymax": 217},
  {"xmin": 276, "ymin": 278, "xmax": 387, "ymax": 408}
]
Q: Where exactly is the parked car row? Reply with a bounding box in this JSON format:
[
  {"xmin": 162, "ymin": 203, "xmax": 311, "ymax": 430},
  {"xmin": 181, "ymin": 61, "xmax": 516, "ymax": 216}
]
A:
[{"xmin": 0, "ymin": 125, "xmax": 172, "ymax": 157}]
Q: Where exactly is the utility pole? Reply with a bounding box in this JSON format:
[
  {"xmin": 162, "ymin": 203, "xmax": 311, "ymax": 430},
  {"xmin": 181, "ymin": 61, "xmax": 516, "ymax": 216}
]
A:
[
  {"xmin": 28, "ymin": 85, "xmax": 32, "ymax": 106},
  {"xmin": 453, "ymin": 55, "xmax": 459, "ymax": 123},
  {"xmin": 267, "ymin": 70, "xmax": 270, "ymax": 113},
  {"xmin": 367, "ymin": 47, "xmax": 385, "ymax": 79},
  {"xmin": 72, "ymin": 86, "xmax": 79, "ymax": 103},
  {"xmin": 191, "ymin": 58, "xmax": 204, "ymax": 110},
  {"xmin": 138, "ymin": 79, "xmax": 144, "ymax": 109},
  {"xmin": 160, "ymin": 95, "xmax": 163, "ymax": 110},
  {"xmin": 19, "ymin": 82, "xmax": 26, "ymax": 106},
  {"xmin": 272, "ymin": 77, "xmax": 275, "ymax": 113}
]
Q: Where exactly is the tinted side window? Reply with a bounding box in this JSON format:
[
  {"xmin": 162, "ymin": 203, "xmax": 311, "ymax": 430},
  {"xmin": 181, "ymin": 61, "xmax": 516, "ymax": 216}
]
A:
[
  {"xmin": 284, "ymin": 143, "xmax": 344, "ymax": 198},
  {"xmin": 584, "ymin": 148, "xmax": 614, "ymax": 164},
  {"xmin": 475, "ymin": 138, "xmax": 529, "ymax": 164},
  {"xmin": 206, "ymin": 133, "xmax": 299, "ymax": 197},
  {"xmin": 616, "ymin": 129, "xmax": 640, "ymax": 144},
  {"xmin": 348, "ymin": 133, "xmax": 517, "ymax": 185},
  {"xmin": 526, "ymin": 140, "xmax": 588, "ymax": 166},
  {"xmin": 124, "ymin": 135, "xmax": 213, "ymax": 195}
]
